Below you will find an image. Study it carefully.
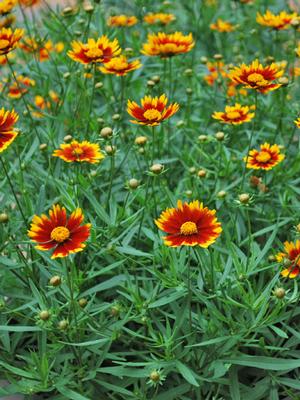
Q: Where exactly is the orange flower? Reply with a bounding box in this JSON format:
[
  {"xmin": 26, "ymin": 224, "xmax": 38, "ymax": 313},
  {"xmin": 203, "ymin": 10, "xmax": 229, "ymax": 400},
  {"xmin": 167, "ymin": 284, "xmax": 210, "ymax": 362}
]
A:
[
  {"xmin": 212, "ymin": 103, "xmax": 255, "ymax": 125},
  {"xmin": 141, "ymin": 32, "xmax": 194, "ymax": 58},
  {"xmin": 68, "ymin": 36, "xmax": 121, "ymax": 65},
  {"xmin": 0, "ymin": 27, "xmax": 23, "ymax": 55},
  {"xmin": 53, "ymin": 140, "xmax": 104, "ymax": 164},
  {"xmin": 244, "ymin": 143, "xmax": 285, "ymax": 170},
  {"xmin": 294, "ymin": 118, "xmax": 300, "ymax": 128},
  {"xmin": 18, "ymin": 0, "xmax": 40, "ymax": 6},
  {"xmin": 256, "ymin": 10, "xmax": 298, "ymax": 30},
  {"xmin": 210, "ymin": 19, "xmax": 236, "ymax": 32},
  {"xmin": 155, "ymin": 200, "xmax": 222, "ymax": 247},
  {"xmin": 0, "ymin": 108, "xmax": 19, "ymax": 153},
  {"xmin": 276, "ymin": 241, "xmax": 300, "ymax": 278},
  {"xmin": 107, "ymin": 15, "xmax": 138, "ymax": 27},
  {"xmin": 228, "ymin": 59, "xmax": 284, "ymax": 93},
  {"xmin": 204, "ymin": 61, "xmax": 227, "ymax": 86},
  {"xmin": 7, "ymin": 74, "xmax": 35, "ymax": 99},
  {"xmin": 20, "ymin": 37, "xmax": 64, "ymax": 61},
  {"xmin": 0, "ymin": 0, "xmax": 16, "ymax": 15},
  {"xmin": 99, "ymin": 55, "xmax": 141, "ymax": 76},
  {"xmin": 28, "ymin": 205, "xmax": 91, "ymax": 259},
  {"xmin": 143, "ymin": 13, "xmax": 176, "ymax": 25},
  {"xmin": 127, "ymin": 94, "xmax": 179, "ymax": 126}
]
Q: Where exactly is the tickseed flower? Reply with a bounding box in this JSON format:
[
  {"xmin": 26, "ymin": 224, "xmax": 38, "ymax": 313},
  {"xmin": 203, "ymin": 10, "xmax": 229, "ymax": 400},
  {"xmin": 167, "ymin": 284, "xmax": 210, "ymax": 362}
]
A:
[
  {"xmin": 0, "ymin": 13, "xmax": 15, "ymax": 29},
  {"xmin": 20, "ymin": 37, "xmax": 64, "ymax": 62},
  {"xmin": 296, "ymin": 43, "xmax": 300, "ymax": 57},
  {"xmin": 295, "ymin": 118, "xmax": 300, "ymax": 128},
  {"xmin": 28, "ymin": 205, "xmax": 91, "ymax": 259},
  {"xmin": 0, "ymin": 108, "xmax": 18, "ymax": 152},
  {"xmin": 0, "ymin": 0, "xmax": 17, "ymax": 15},
  {"xmin": 0, "ymin": 27, "xmax": 23, "ymax": 55},
  {"xmin": 155, "ymin": 200, "xmax": 222, "ymax": 247},
  {"xmin": 210, "ymin": 19, "xmax": 236, "ymax": 32},
  {"xmin": 204, "ymin": 61, "xmax": 227, "ymax": 86},
  {"xmin": 53, "ymin": 140, "xmax": 104, "ymax": 164},
  {"xmin": 127, "ymin": 94, "xmax": 179, "ymax": 126},
  {"xmin": 107, "ymin": 15, "xmax": 138, "ymax": 27},
  {"xmin": 143, "ymin": 13, "xmax": 176, "ymax": 25},
  {"xmin": 276, "ymin": 241, "xmax": 300, "ymax": 278},
  {"xmin": 99, "ymin": 55, "xmax": 141, "ymax": 76},
  {"xmin": 68, "ymin": 35, "xmax": 121, "ymax": 65},
  {"xmin": 141, "ymin": 32, "xmax": 194, "ymax": 58},
  {"xmin": 256, "ymin": 10, "xmax": 298, "ymax": 30},
  {"xmin": 244, "ymin": 143, "xmax": 285, "ymax": 170},
  {"xmin": 19, "ymin": 0, "xmax": 40, "ymax": 5},
  {"xmin": 228, "ymin": 59, "xmax": 284, "ymax": 93},
  {"xmin": 7, "ymin": 74, "xmax": 35, "ymax": 99},
  {"xmin": 212, "ymin": 103, "xmax": 255, "ymax": 125}
]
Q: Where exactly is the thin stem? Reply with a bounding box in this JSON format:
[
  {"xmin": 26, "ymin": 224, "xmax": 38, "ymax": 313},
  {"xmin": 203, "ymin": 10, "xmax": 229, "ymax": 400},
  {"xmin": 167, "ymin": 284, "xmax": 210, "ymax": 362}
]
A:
[{"xmin": 187, "ymin": 247, "xmax": 192, "ymax": 331}]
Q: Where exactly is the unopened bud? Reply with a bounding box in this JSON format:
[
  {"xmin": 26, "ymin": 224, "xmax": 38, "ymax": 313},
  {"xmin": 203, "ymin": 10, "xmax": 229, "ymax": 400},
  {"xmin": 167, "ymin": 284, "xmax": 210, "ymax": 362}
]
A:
[
  {"xmin": 150, "ymin": 163, "xmax": 163, "ymax": 174},
  {"xmin": 78, "ymin": 298, "xmax": 88, "ymax": 308},
  {"xmin": 128, "ymin": 178, "xmax": 139, "ymax": 189},
  {"xmin": 215, "ymin": 131, "xmax": 224, "ymax": 141},
  {"xmin": 274, "ymin": 287, "xmax": 285, "ymax": 299},
  {"xmin": 64, "ymin": 135, "xmax": 73, "ymax": 142},
  {"xmin": 239, "ymin": 193, "xmax": 250, "ymax": 204},
  {"xmin": 197, "ymin": 169, "xmax": 206, "ymax": 178},
  {"xmin": 0, "ymin": 213, "xmax": 9, "ymax": 223},
  {"xmin": 39, "ymin": 310, "xmax": 50, "ymax": 321},
  {"xmin": 49, "ymin": 275, "xmax": 61, "ymax": 287},
  {"xmin": 100, "ymin": 127, "xmax": 113, "ymax": 138}
]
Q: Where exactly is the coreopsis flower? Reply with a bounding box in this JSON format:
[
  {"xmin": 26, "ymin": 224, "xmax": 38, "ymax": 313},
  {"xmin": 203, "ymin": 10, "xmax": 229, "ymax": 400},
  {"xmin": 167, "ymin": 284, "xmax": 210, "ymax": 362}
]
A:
[
  {"xmin": 0, "ymin": 27, "xmax": 23, "ymax": 55},
  {"xmin": 204, "ymin": 61, "xmax": 227, "ymax": 85},
  {"xmin": 0, "ymin": 108, "xmax": 18, "ymax": 153},
  {"xmin": 7, "ymin": 74, "xmax": 35, "ymax": 98},
  {"xmin": 53, "ymin": 140, "xmax": 104, "ymax": 164},
  {"xmin": 228, "ymin": 59, "xmax": 284, "ymax": 94},
  {"xmin": 244, "ymin": 143, "xmax": 285, "ymax": 170},
  {"xmin": 99, "ymin": 55, "xmax": 141, "ymax": 76},
  {"xmin": 68, "ymin": 36, "xmax": 121, "ymax": 65},
  {"xmin": 0, "ymin": 13, "xmax": 15, "ymax": 29},
  {"xmin": 294, "ymin": 118, "xmax": 300, "ymax": 128},
  {"xmin": 0, "ymin": 0, "xmax": 17, "ymax": 15},
  {"xmin": 143, "ymin": 13, "xmax": 176, "ymax": 25},
  {"xmin": 227, "ymin": 81, "xmax": 248, "ymax": 97},
  {"xmin": 141, "ymin": 32, "xmax": 195, "ymax": 58},
  {"xmin": 276, "ymin": 241, "xmax": 300, "ymax": 278},
  {"xmin": 18, "ymin": 0, "xmax": 40, "ymax": 6},
  {"xmin": 28, "ymin": 205, "xmax": 91, "ymax": 259},
  {"xmin": 127, "ymin": 94, "xmax": 179, "ymax": 126},
  {"xmin": 155, "ymin": 200, "xmax": 222, "ymax": 247},
  {"xmin": 210, "ymin": 19, "xmax": 236, "ymax": 32},
  {"xmin": 256, "ymin": 10, "xmax": 298, "ymax": 30},
  {"xmin": 296, "ymin": 43, "xmax": 300, "ymax": 57},
  {"xmin": 107, "ymin": 15, "xmax": 138, "ymax": 27},
  {"xmin": 212, "ymin": 103, "xmax": 255, "ymax": 125},
  {"xmin": 20, "ymin": 38, "xmax": 64, "ymax": 61}
]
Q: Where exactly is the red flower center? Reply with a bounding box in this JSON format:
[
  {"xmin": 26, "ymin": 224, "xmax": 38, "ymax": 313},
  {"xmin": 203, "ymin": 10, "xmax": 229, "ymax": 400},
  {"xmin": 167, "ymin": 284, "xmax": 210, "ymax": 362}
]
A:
[
  {"xmin": 51, "ymin": 226, "xmax": 70, "ymax": 243},
  {"xmin": 180, "ymin": 221, "xmax": 198, "ymax": 236}
]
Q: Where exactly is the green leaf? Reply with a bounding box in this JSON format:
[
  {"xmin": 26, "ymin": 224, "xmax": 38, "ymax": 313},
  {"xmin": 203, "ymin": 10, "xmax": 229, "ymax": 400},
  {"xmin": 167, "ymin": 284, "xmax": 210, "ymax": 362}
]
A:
[
  {"xmin": 223, "ymin": 355, "xmax": 300, "ymax": 371},
  {"xmin": 175, "ymin": 361, "xmax": 200, "ymax": 387}
]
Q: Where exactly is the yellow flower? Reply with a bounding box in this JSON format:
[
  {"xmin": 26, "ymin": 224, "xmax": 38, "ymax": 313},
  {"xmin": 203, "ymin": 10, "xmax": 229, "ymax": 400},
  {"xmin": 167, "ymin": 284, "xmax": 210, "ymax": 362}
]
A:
[
  {"xmin": 99, "ymin": 55, "xmax": 141, "ymax": 76},
  {"xmin": 143, "ymin": 13, "xmax": 176, "ymax": 25},
  {"xmin": 210, "ymin": 19, "xmax": 236, "ymax": 32},
  {"xmin": 141, "ymin": 32, "xmax": 195, "ymax": 58},
  {"xmin": 244, "ymin": 143, "xmax": 285, "ymax": 170},
  {"xmin": 212, "ymin": 103, "xmax": 255, "ymax": 125},
  {"xmin": 0, "ymin": 27, "xmax": 23, "ymax": 55},
  {"xmin": 295, "ymin": 118, "xmax": 300, "ymax": 128},
  {"xmin": 107, "ymin": 15, "xmax": 138, "ymax": 27},
  {"xmin": 0, "ymin": 0, "xmax": 16, "ymax": 15},
  {"xmin": 256, "ymin": 10, "xmax": 298, "ymax": 30}
]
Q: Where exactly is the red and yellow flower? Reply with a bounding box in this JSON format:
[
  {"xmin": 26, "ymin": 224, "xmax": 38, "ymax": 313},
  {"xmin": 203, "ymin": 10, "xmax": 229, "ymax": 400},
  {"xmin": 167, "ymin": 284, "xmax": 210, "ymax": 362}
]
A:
[
  {"xmin": 107, "ymin": 15, "xmax": 138, "ymax": 27},
  {"xmin": 276, "ymin": 241, "xmax": 300, "ymax": 278},
  {"xmin": 18, "ymin": 0, "xmax": 40, "ymax": 6},
  {"xmin": 0, "ymin": 27, "xmax": 23, "ymax": 55},
  {"xmin": 0, "ymin": 108, "xmax": 18, "ymax": 153},
  {"xmin": 0, "ymin": 0, "xmax": 16, "ymax": 15},
  {"xmin": 20, "ymin": 37, "xmax": 64, "ymax": 61},
  {"xmin": 141, "ymin": 32, "xmax": 194, "ymax": 58},
  {"xmin": 127, "ymin": 94, "xmax": 179, "ymax": 126},
  {"xmin": 256, "ymin": 10, "xmax": 298, "ymax": 30},
  {"xmin": 296, "ymin": 43, "xmax": 300, "ymax": 57},
  {"xmin": 7, "ymin": 74, "xmax": 35, "ymax": 99},
  {"xmin": 244, "ymin": 143, "xmax": 285, "ymax": 170},
  {"xmin": 99, "ymin": 55, "xmax": 141, "ymax": 76},
  {"xmin": 204, "ymin": 61, "xmax": 227, "ymax": 86},
  {"xmin": 294, "ymin": 118, "xmax": 300, "ymax": 128},
  {"xmin": 212, "ymin": 103, "xmax": 255, "ymax": 125},
  {"xmin": 210, "ymin": 19, "xmax": 236, "ymax": 32},
  {"xmin": 155, "ymin": 200, "xmax": 222, "ymax": 247},
  {"xmin": 68, "ymin": 36, "xmax": 121, "ymax": 65},
  {"xmin": 143, "ymin": 13, "xmax": 176, "ymax": 25},
  {"xmin": 53, "ymin": 140, "xmax": 104, "ymax": 164},
  {"xmin": 228, "ymin": 59, "xmax": 284, "ymax": 93},
  {"xmin": 28, "ymin": 205, "xmax": 91, "ymax": 259}
]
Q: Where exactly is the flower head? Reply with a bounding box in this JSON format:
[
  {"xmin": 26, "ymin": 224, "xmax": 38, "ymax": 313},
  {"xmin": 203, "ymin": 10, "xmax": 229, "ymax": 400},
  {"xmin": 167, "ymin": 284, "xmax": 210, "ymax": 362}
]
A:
[
  {"xmin": 244, "ymin": 143, "xmax": 285, "ymax": 170},
  {"xmin": 28, "ymin": 205, "xmax": 91, "ymax": 259},
  {"xmin": 212, "ymin": 103, "xmax": 255, "ymax": 125},
  {"xmin": 276, "ymin": 241, "xmax": 300, "ymax": 278},
  {"xmin": 20, "ymin": 37, "xmax": 64, "ymax": 62},
  {"xmin": 99, "ymin": 55, "xmax": 141, "ymax": 76},
  {"xmin": 0, "ymin": 0, "xmax": 16, "ymax": 15},
  {"xmin": 53, "ymin": 140, "xmax": 104, "ymax": 164},
  {"xmin": 256, "ymin": 10, "xmax": 298, "ymax": 30},
  {"xmin": 107, "ymin": 15, "xmax": 138, "ymax": 27},
  {"xmin": 0, "ymin": 108, "xmax": 18, "ymax": 152},
  {"xmin": 127, "ymin": 94, "xmax": 179, "ymax": 126},
  {"xmin": 155, "ymin": 200, "xmax": 222, "ymax": 247},
  {"xmin": 68, "ymin": 35, "xmax": 121, "ymax": 65},
  {"xmin": 228, "ymin": 59, "xmax": 284, "ymax": 93},
  {"xmin": 295, "ymin": 117, "xmax": 300, "ymax": 128},
  {"xmin": 0, "ymin": 27, "xmax": 23, "ymax": 55},
  {"xmin": 141, "ymin": 32, "xmax": 194, "ymax": 58},
  {"xmin": 19, "ymin": 0, "xmax": 40, "ymax": 5},
  {"xmin": 204, "ymin": 61, "xmax": 227, "ymax": 85},
  {"xmin": 143, "ymin": 13, "xmax": 176, "ymax": 25},
  {"xmin": 210, "ymin": 19, "xmax": 236, "ymax": 32},
  {"xmin": 7, "ymin": 74, "xmax": 35, "ymax": 98}
]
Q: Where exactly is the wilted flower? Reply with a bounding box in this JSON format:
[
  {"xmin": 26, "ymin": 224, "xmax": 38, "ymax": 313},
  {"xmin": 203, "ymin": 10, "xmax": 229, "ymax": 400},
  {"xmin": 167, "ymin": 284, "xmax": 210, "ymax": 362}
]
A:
[
  {"xmin": 276, "ymin": 241, "xmax": 300, "ymax": 278},
  {"xmin": 53, "ymin": 140, "xmax": 104, "ymax": 164},
  {"xmin": 244, "ymin": 143, "xmax": 285, "ymax": 170},
  {"xmin": 212, "ymin": 103, "xmax": 255, "ymax": 125},
  {"xmin": 99, "ymin": 55, "xmax": 141, "ymax": 76},
  {"xmin": 141, "ymin": 32, "xmax": 194, "ymax": 57}
]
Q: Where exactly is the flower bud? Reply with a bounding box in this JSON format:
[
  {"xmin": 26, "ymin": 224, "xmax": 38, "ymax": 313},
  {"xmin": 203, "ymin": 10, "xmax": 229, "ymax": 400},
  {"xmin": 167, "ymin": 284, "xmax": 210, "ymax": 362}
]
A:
[
  {"xmin": 112, "ymin": 113, "xmax": 121, "ymax": 121},
  {"xmin": 135, "ymin": 136, "xmax": 147, "ymax": 146},
  {"xmin": 197, "ymin": 169, "xmax": 206, "ymax": 178},
  {"xmin": 78, "ymin": 298, "xmax": 88, "ymax": 308},
  {"xmin": 63, "ymin": 72, "xmax": 71, "ymax": 79},
  {"xmin": 217, "ymin": 190, "xmax": 227, "ymax": 198},
  {"xmin": 58, "ymin": 319, "xmax": 69, "ymax": 330},
  {"xmin": 278, "ymin": 76, "xmax": 289, "ymax": 86},
  {"xmin": 105, "ymin": 145, "xmax": 116, "ymax": 155},
  {"xmin": 39, "ymin": 310, "xmax": 50, "ymax": 321},
  {"xmin": 100, "ymin": 127, "xmax": 113, "ymax": 138},
  {"xmin": 0, "ymin": 213, "xmax": 9, "ymax": 223},
  {"xmin": 151, "ymin": 75, "xmax": 160, "ymax": 83},
  {"xmin": 110, "ymin": 305, "xmax": 120, "ymax": 317},
  {"xmin": 198, "ymin": 134, "xmax": 208, "ymax": 142},
  {"xmin": 64, "ymin": 135, "xmax": 73, "ymax": 142},
  {"xmin": 39, "ymin": 143, "xmax": 47, "ymax": 151},
  {"xmin": 49, "ymin": 275, "xmax": 61, "ymax": 287},
  {"xmin": 150, "ymin": 163, "xmax": 163, "ymax": 174},
  {"xmin": 215, "ymin": 131, "xmax": 224, "ymax": 141},
  {"xmin": 239, "ymin": 193, "xmax": 250, "ymax": 204},
  {"xmin": 189, "ymin": 167, "xmax": 196, "ymax": 174},
  {"xmin": 200, "ymin": 56, "xmax": 208, "ymax": 64},
  {"xmin": 124, "ymin": 47, "xmax": 133, "ymax": 56},
  {"xmin": 186, "ymin": 88, "xmax": 193, "ymax": 95},
  {"xmin": 184, "ymin": 68, "xmax": 193, "ymax": 76},
  {"xmin": 176, "ymin": 120, "xmax": 185, "ymax": 127},
  {"xmin": 95, "ymin": 82, "xmax": 103, "ymax": 89},
  {"xmin": 149, "ymin": 370, "xmax": 160, "ymax": 382},
  {"xmin": 268, "ymin": 255, "xmax": 276, "ymax": 262},
  {"xmin": 274, "ymin": 287, "xmax": 285, "ymax": 299},
  {"xmin": 213, "ymin": 53, "xmax": 223, "ymax": 60},
  {"xmin": 128, "ymin": 178, "xmax": 139, "ymax": 189},
  {"xmin": 147, "ymin": 80, "xmax": 155, "ymax": 87}
]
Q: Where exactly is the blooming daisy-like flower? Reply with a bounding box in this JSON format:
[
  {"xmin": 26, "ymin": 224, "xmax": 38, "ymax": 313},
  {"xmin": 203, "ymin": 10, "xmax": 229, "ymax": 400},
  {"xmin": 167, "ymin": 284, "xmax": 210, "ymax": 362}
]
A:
[
  {"xmin": 141, "ymin": 32, "xmax": 195, "ymax": 58},
  {"xmin": 53, "ymin": 140, "xmax": 104, "ymax": 164},
  {"xmin": 107, "ymin": 15, "xmax": 138, "ymax": 27},
  {"xmin": 294, "ymin": 118, "xmax": 300, "ymax": 128},
  {"xmin": 276, "ymin": 241, "xmax": 300, "ymax": 278},
  {"xmin": 244, "ymin": 143, "xmax": 285, "ymax": 170},
  {"xmin": 99, "ymin": 55, "xmax": 141, "ymax": 76},
  {"xmin": 0, "ymin": 27, "xmax": 23, "ymax": 55},
  {"xmin": 204, "ymin": 61, "xmax": 227, "ymax": 86},
  {"xmin": 212, "ymin": 103, "xmax": 255, "ymax": 125},
  {"xmin": 143, "ymin": 13, "xmax": 176, "ymax": 25},
  {"xmin": 228, "ymin": 59, "xmax": 284, "ymax": 94},
  {"xmin": 0, "ymin": 0, "xmax": 16, "ymax": 15},
  {"xmin": 68, "ymin": 36, "xmax": 121, "ymax": 65},
  {"xmin": 7, "ymin": 74, "xmax": 35, "ymax": 99},
  {"xmin": 155, "ymin": 200, "xmax": 222, "ymax": 247},
  {"xmin": 0, "ymin": 108, "xmax": 18, "ymax": 153},
  {"xmin": 256, "ymin": 10, "xmax": 298, "ymax": 30},
  {"xmin": 127, "ymin": 94, "xmax": 179, "ymax": 126},
  {"xmin": 28, "ymin": 205, "xmax": 91, "ymax": 259},
  {"xmin": 19, "ymin": 0, "xmax": 40, "ymax": 6},
  {"xmin": 210, "ymin": 19, "xmax": 236, "ymax": 32},
  {"xmin": 20, "ymin": 37, "xmax": 64, "ymax": 62}
]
